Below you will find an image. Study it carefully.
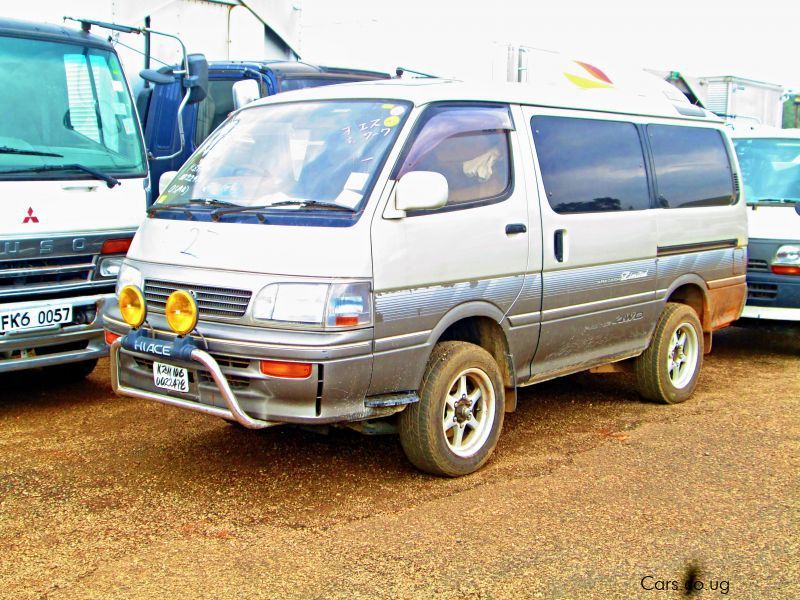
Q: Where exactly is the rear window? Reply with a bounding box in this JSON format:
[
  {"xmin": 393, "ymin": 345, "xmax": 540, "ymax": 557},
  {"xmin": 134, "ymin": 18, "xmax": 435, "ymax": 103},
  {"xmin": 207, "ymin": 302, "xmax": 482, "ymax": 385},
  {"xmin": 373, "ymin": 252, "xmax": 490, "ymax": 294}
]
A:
[
  {"xmin": 648, "ymin": 125, "xmax": 735, "ymax": 208},
  {"xmin": 531, "ymin": 116, "xmax": 650, "ymax": 213}
]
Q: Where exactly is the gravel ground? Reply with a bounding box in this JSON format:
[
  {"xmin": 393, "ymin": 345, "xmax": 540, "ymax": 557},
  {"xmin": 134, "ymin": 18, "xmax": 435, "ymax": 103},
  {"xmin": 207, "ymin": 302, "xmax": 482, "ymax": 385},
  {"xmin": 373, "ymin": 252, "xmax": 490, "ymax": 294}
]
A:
[{"xmin": 0, "ymin": 324, "xmax": 797, "ymax": 599}]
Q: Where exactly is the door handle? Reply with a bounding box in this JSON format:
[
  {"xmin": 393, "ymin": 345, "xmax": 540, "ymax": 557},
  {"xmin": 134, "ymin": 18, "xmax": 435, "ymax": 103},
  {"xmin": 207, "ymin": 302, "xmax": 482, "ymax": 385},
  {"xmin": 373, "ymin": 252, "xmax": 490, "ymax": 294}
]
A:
[
  {"xmin": 554, "ymin": 229, "xmax": 566, "ymax": 262},
  {"xmin": 505, "ymin": 223, "xmax": 527, "ymax": 235}
]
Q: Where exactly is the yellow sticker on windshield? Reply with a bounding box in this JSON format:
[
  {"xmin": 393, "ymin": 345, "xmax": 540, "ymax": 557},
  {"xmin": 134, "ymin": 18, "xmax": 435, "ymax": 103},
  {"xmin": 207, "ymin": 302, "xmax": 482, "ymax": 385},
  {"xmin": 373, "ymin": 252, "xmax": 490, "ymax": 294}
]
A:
[
  {"xmin": 382, "ymin": 103, "xmax": 395, "ymax": 109},
  {"xmin": 383, "ymin": 115, "xmax": 400, "ymax": 127}
]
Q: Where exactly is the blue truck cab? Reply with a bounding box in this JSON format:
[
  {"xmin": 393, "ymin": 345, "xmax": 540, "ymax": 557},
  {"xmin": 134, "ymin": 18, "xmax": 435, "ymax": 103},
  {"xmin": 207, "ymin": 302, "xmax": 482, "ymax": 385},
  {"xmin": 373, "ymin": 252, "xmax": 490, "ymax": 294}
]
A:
[{"xmin": 137, "ymin": 61, "xmax": 389, "ymax": 202}]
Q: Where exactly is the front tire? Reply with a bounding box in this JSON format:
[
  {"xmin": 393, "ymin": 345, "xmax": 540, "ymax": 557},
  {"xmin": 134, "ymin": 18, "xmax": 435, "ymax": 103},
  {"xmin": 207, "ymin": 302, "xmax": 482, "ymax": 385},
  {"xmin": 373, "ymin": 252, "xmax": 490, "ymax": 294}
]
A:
[
  {"xmin": 399, "ymin": 341, "xmax": 505, "ymax": 477},
  {"xmin": 635, "ymin": 303, "xmax": 703, "ymax": 404}
]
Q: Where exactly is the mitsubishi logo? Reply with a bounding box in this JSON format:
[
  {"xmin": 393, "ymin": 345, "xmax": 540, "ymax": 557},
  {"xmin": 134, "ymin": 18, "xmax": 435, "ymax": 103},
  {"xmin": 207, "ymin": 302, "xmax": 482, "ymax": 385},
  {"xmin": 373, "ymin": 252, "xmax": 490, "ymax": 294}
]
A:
[{"xmin": 22, "ymin": 207, "xmax": 39, "ymax": 224}]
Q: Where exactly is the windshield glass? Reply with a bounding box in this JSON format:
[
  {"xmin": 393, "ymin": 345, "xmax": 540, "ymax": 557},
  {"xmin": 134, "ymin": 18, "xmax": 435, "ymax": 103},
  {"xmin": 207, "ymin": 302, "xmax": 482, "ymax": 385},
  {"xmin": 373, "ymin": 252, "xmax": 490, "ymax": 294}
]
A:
[
  {"xmin": 157, "ymin": 100, "xmax": 410, "ymax": 211},
  {"xmin": 733, "ymin": 137, "xmax": 800, "ymax": 204},
  {"xmin": 0, "ymin": 35, "xmax": 146, "ymax": 178},
  {"xmin": 279, "ymin": 77, "xmax": 366, "ymax": 92}
]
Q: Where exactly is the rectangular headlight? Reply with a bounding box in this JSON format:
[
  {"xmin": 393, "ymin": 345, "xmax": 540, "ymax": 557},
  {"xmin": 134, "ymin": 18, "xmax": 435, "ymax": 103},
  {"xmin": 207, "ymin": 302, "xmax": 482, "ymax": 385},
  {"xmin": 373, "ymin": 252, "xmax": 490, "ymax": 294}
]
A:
[{"xmin": 253, "ymin": 281, "xmax": 372, "ymax": 328}]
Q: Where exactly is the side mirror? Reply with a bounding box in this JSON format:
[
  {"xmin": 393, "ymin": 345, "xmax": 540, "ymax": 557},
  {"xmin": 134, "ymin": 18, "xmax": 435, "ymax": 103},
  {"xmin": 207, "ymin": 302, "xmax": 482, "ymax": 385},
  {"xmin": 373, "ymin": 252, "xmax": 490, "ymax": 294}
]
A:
[
  {"xmin": 184, "ymin": 54, "xmax": 208, "ymax": 104},
  {"xmin": 232, "ymin": 79, "xmax": 261, "ymax": 111},
  {"xmin": 159, "ymin": 170, "xmax": 178, "ymax": 193},
  {"xmin": 394, "ymin": 171, "xmax": 448, "ymax": 213},
  {"xmin": 795, "ymin": 204, "xmax": 800, "ymax": 216}
]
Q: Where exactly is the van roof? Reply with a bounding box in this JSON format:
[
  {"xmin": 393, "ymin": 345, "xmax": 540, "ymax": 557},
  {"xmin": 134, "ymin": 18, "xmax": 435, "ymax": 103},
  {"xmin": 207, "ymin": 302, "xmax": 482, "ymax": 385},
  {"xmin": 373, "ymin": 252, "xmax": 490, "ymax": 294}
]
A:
[
  {"xmin": 247, "ymin": 78, "xmax": 721, "ymax": 123},
  {"xmin": 0, "ymin": 17, "xmax": 113, "ymax": 51}
]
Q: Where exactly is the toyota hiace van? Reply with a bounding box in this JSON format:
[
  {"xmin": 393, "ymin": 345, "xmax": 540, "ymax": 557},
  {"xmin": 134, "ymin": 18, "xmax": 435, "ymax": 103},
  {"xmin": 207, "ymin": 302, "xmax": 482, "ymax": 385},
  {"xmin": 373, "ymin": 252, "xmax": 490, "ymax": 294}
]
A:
[{"xmin": 104, "ymin": 79, "xmax": 747, "ymax": 476}]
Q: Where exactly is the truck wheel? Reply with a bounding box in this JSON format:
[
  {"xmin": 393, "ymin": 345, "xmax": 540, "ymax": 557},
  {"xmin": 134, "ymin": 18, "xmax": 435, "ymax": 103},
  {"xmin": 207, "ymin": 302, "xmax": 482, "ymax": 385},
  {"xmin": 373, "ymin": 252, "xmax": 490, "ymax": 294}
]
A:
[
  {"xmin": 44, "ymin": 358, "xmax": 99, "ymax": 382},
  {"xmin": 635, "ymin": 303, "xmax": 703, "ymax": 404},
  {"xmin": 398, "ymin": 341, "xmax": 505, "ymax": 477}
]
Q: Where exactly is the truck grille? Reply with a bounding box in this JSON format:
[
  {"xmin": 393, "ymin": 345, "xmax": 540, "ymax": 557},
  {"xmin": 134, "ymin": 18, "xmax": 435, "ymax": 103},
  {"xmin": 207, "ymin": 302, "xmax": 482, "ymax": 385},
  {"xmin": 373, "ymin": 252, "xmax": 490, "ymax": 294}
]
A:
[
  {"xmin": 144, "ymin": 280, "xmax": 252, "ymax": 318},
  {"xmin": 747, "ymin": 259, "xmax": 770, "ymax": 272},
  {"xmin": 0, "ymin": 255, "xmax": 95, "ymax": 291}
]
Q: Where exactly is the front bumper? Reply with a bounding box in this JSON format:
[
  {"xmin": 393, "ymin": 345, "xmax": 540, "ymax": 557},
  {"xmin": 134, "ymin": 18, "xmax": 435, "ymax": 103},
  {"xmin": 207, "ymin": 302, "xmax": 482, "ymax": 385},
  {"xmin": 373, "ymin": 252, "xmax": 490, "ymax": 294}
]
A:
[
  {"xmin": 106, "ymin": 318, "xmax": 415, "ymax": 426},
  {"xmin": 0, "ymin": 293, "xmax": 109, "ymax": 373}
]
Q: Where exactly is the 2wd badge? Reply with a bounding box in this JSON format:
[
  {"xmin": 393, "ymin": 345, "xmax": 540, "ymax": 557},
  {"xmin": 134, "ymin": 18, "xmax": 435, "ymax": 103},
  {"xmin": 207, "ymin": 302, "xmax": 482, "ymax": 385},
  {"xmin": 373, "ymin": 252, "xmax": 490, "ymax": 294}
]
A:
[{"xmin": 22, "ymin": 207, "xmax": 39, "ymax": 224}]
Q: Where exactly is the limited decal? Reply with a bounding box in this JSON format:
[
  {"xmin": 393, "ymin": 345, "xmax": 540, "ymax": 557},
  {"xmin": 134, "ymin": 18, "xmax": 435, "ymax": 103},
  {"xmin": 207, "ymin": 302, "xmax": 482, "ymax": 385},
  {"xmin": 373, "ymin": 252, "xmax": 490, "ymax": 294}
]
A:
[{"xmin": 597, "ymin": 270, "xmax": 649, "ymax": 285}]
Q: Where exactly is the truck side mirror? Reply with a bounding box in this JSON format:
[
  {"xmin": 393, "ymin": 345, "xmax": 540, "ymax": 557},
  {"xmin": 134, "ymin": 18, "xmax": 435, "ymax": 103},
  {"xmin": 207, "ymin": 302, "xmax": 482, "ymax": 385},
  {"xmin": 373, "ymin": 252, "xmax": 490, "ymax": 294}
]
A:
[
  {"xmin": 140, "ymin": 68, "xmax": 175, "ymax": 85},
  {"xmin": 395, "ymin": 171, "xmax": 449, "ymax": 212},
  {"xmin": 184, "ymin": 54, "xmax": 208, "ymax": 104},
  {"xmin": 232, "ymin": 79, "xmax": 261, "ymax": 111}
]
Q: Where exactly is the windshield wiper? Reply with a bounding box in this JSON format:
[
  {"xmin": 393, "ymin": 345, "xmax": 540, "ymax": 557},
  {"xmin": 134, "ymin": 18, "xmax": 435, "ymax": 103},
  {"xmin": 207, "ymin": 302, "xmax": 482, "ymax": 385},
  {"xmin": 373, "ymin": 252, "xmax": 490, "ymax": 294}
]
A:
[
  {"xmin": 0, "ymin": 163, "xmax": 119, "ymax": 187},
  {"xmin": 0, "ymin": 145, "xmax": 63, "ymax": 158},
  {"xmin": 211, "ymin": 199, "xmax": 356, "ymax": 220},
  {"xmin": 149, "ymin": 198, "xmax": 240, "ymax": 217},
  {"xmin": 748, "ymin": 198, "xmax": 800, "ymax": 205}
]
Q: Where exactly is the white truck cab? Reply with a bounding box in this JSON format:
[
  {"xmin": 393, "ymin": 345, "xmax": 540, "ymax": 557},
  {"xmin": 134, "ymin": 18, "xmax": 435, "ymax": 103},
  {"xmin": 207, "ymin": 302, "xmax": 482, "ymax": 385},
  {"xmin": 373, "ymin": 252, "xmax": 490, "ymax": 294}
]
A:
[
  {"xmin": 730, "ymin": 125, "xmax": 800, "ymax": 322},
  {"xmin": 0, "ymin": 19, "xmax": 146, "ymax": 377},
  {"xmin": 105, "ymin": 77, "xmax": 747, "ymax": 475}
]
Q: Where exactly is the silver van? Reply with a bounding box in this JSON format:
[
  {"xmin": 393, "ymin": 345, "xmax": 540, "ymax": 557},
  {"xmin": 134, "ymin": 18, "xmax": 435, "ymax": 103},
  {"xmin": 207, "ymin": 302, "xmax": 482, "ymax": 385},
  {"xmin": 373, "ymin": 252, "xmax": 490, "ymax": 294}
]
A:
[{"xmin": 104, "ymin": 80, "xmax": 747, "ymax": 476}]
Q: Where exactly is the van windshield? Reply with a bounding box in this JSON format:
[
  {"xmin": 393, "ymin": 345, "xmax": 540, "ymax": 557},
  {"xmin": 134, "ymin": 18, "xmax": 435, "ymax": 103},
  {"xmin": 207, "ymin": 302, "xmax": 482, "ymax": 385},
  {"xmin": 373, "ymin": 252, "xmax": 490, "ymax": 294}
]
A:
[
  {"xmin": 157, "ymin": 100, "xmax": 411, "ymax": 212},
  {"xmin": 733, "ymin": 138, "xmax": 800, "ymax": 204},
  {"xmin": 0, "ymin": 35, "xmax": 146, "ymax": 178}
]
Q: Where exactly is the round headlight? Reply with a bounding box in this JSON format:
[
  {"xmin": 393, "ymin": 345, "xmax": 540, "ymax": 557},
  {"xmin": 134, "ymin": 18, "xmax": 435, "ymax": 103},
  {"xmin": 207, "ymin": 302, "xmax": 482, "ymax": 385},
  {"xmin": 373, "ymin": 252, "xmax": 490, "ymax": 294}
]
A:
[
  {"xmin": 119, "ymin": 285, "xmax": 146, "ymax": 328},
  {"xmin": 165, "ymin": 290, "xmax": 198, "ymax": 336}
]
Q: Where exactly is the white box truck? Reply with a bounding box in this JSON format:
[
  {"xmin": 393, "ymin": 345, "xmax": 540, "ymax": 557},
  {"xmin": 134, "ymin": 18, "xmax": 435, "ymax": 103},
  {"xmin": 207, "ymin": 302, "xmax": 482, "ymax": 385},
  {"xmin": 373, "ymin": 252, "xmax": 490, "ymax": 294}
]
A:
[{"xmin": 0, "ymin": 18, "xmax": 148, "ymax": 379}]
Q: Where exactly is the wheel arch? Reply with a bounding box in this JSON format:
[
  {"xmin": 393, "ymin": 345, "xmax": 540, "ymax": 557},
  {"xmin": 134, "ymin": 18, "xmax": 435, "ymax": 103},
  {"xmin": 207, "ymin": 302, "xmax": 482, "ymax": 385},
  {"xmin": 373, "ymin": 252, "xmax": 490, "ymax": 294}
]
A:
[
  {"xmin": 425, "ymin": 302, "xmax": 518, "ymax": 411},
  {"xmin": 662, "ymin": 274, "xmax": 713, "ymax": 352}
]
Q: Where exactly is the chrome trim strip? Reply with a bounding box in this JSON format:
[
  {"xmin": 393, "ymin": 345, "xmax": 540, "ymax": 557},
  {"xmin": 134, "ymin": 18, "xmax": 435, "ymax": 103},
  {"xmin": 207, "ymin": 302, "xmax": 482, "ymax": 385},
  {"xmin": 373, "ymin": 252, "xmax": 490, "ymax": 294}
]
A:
[
  {"xmin": 540, "ymin": 290, "xmax": 656, "ymax": 323},
  {"xmin": 373, "ymin": 330, "xmax": 430, "ymax": 353},
  {"xmin": 0, "ymin": 263, "xmax": 95, "ymax": 278},
  {"xmin": 657, "ymin": 238, "xmax": 738, "ymax": 256},
  {"xmin": 707, "ymin": 274, "xmax": 747, "ymax": 289},
  {"xmin": 110, "ymin": 339, "xmax": 279, "ymax": 430},
  {"xmin": 507, "ymin": 310, "xmax": 541, "ymax": 327},
  {"xmin": 104, "ymin": 315, "xmax": 372, "ymax": 354}
]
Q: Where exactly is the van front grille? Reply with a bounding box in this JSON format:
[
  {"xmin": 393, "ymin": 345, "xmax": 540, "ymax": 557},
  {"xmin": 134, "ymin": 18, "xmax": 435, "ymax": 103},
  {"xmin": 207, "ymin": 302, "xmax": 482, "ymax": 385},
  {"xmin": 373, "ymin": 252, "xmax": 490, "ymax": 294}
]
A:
[
  {"xmin": 144, "ymin": 280, "xmax": 252, "ymax": 318},
  {"xmin": 747, "ymin": 259, "xmax": 770, "ymax": 272},
  {"xmin": 747, "ymin": 283, "xmax": 778, "ymax": 300}
]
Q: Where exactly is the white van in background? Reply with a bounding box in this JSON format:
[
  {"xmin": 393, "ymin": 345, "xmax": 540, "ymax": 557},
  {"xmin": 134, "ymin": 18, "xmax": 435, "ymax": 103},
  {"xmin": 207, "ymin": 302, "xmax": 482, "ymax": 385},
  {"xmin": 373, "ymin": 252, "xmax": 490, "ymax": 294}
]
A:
[
  {"xmin": 0, "ymin": 19, "xmax": 147, "ymax": 378},
  {"xmin": 731, "ymin": 125, "xmax": 800, "ymax": 322},
  {"xmin": 104, "ymin": 78, "xmax": 747, "ymax": 476}
]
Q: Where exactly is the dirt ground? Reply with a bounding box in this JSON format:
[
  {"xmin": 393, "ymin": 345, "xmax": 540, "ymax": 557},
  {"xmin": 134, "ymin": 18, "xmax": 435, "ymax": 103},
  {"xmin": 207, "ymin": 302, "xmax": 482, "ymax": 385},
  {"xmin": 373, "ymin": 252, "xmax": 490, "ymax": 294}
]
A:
[{"xmin": 0, "ymin": 324, "xmax": 798, "ymax": 599}]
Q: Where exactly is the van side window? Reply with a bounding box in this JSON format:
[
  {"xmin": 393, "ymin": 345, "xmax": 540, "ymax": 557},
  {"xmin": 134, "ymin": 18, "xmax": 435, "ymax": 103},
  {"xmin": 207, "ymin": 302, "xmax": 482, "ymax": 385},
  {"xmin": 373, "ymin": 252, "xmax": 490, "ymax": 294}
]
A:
[
  {"xmin": 531, "ymin": 116, "xmax": 650, "ymax": 213},
  {"xmin": 648, "ymin": 125, "xmax": 735, "ymax": 208},
  {"xmin": 397, "ymin": 105, "xmax": 513, "ymax": 207}
]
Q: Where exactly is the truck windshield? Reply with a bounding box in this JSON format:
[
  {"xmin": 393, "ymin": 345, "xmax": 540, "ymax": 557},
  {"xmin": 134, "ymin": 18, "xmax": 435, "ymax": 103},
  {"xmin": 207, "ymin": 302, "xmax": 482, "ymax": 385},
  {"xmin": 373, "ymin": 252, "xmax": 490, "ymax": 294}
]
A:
[
  {"xmin": 734, "ymin": 138, "xmax": 800, "ymax": 204},
  {"xmin": 157, "ymin": 100, "xmax": 410, "ymax": 212},
  {"xmin": 0, "ymin": 35, "xmax": 146, "ymax": 179}
]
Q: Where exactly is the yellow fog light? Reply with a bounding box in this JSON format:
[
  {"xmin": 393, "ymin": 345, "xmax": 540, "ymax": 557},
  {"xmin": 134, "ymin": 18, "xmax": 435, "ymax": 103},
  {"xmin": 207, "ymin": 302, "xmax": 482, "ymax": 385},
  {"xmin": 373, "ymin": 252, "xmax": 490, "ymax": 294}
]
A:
[
  {"xmin": 165, "ymin": 290, "xmax": 198, "ymax": 336},
  {"xmin": 119, "ymin": 285, "xmax": 146, "ymax": 328}
]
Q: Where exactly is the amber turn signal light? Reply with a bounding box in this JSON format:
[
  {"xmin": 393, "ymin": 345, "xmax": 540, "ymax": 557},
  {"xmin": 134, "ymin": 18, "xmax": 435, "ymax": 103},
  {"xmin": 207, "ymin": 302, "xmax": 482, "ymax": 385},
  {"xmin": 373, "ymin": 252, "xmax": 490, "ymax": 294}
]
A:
[
  {"xmin": 104, "ymin": 330, "xmax": 121, "ymax": 345},
  {"xmin": 260, "ymin": 360, "xmax": 312, "ymax": 379}
]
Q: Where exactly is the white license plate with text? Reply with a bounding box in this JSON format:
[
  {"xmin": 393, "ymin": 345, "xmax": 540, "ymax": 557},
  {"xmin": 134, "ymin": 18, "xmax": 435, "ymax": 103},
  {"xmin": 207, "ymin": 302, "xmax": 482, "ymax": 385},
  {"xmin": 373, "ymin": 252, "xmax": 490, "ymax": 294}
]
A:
[
  {"xmin": 153, "ymin": 362, "xmax": 190, "ymax": 393},
  {"xmin": 0, "ymin": 304, "xmax": 72, "ymax": 333}
]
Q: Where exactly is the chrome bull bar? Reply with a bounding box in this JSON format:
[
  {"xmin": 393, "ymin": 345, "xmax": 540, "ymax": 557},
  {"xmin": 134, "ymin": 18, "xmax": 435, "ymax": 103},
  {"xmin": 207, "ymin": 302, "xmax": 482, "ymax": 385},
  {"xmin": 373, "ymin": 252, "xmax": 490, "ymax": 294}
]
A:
[{"xmin": 109, "ymin": 337, "xmax": 277, "ymax": 429}]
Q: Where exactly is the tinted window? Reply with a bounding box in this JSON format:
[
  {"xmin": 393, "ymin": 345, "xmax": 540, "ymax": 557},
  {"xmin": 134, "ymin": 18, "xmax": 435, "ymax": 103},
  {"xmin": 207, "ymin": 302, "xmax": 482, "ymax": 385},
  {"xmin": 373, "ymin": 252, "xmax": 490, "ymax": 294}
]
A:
[
  {"xmin": 532, "ymin": 116, "xmax": 649, "ymax": 213},
  {"xmin": 648, "ymin": 125, "xmax": 734, "ymax": 208},
  {"xmin": 398, "ymin": 105, "xmax": 513, "ymax": 206}
]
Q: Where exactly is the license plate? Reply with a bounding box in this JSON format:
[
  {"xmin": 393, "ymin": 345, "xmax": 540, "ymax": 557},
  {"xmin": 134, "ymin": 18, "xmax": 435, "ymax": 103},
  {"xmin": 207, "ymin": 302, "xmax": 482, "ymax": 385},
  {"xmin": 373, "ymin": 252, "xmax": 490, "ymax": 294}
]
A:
[
  {"xmin": 153, "ymin": 362, "xmax": 190, "ymax": 393},
  {"xmin": 0, "ymin": 304, "xmax": 72, "ymax": 333}
]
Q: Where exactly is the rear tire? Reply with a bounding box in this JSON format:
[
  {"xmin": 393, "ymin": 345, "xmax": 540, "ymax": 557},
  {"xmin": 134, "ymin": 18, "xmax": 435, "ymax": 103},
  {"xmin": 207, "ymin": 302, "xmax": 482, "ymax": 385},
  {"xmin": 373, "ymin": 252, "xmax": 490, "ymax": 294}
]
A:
[
  {"xmin": 635, "ymin": 303, "xmax": 703, "ymax": 404},
  {"xmin": 398, "ymin": 341, "xmax": 505, "ymax": 477},
  {"xmin": 44, "ymin": 358, "xmax": 98, "ymax": 383}
]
